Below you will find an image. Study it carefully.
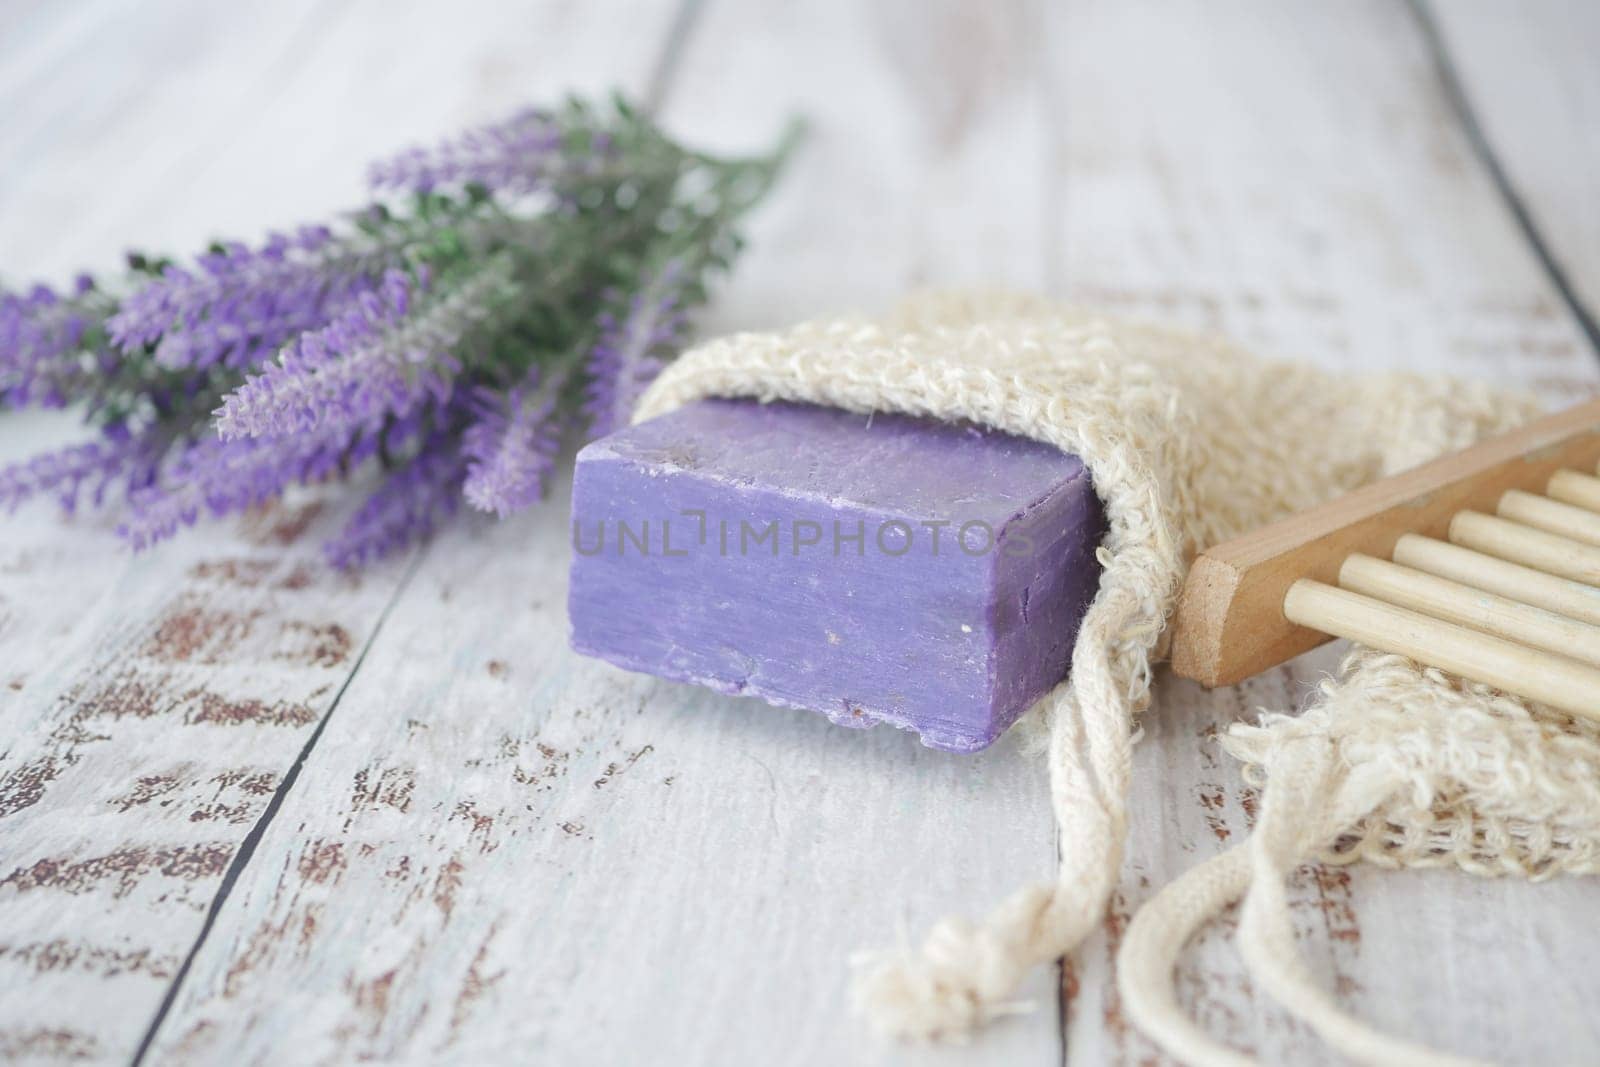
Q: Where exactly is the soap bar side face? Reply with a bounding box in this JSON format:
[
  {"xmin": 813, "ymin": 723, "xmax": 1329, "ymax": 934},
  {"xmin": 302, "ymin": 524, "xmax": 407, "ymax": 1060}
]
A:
[
  {"xmin": 568, "ymin": 400, "xmax": 1106, "ymax": 752},
  {"xmin": 988, "ymin": 472, "xmax": 1108, "ymax": 723},
  {"xmin": 570, "ymin": 461, "xmax": 996, "ymax": 743}
]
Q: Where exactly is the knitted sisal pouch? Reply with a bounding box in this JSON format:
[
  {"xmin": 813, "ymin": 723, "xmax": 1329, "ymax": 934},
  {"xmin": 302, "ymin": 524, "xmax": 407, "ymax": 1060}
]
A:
[{"xmin": 633, "ymin": 292, "xmax": 1600, "ymax": 1064}]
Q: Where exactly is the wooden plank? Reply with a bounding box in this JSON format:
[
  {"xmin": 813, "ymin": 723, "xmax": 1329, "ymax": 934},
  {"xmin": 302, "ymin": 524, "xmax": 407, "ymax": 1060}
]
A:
[
  {"xmin": 1431, "ymin": 0, "xmax": 1600, "ymax": 336},
  {"xmin": 9, "ymin": 2, "xmax": 1598, "ymax": 1066},
  {"xmin": 0, "ymin": 0, "xmax": 329, "ymax": 279},
  {"xmin": 1042, "ymin": 1, "xmax": 1600, "ymax": 1063},
  {"xmin": 0, "ymin": 486, "xmax": 410, "ymax": 1066},
  {"xmin": 145, "ymin": 2, "xmax": 1065, "ymax": 1064},
  {"xmin": 0, "ymin": 6, "xmax": 426, "ymax": 1063},
  {"xmin": 146, "ymin": 472, "xmax": 1062, "ymax": 1066},
  {"xmin": 0, "ymin": 1, "xmax": 677, "ymax": 1064},
  {"xmin": 1171, "ymin": 398, "xmax": 1600, "ymax": 686},
  {"xmin": 664, "ymin": 0, "xmax": 1056, "ymax": 331}
]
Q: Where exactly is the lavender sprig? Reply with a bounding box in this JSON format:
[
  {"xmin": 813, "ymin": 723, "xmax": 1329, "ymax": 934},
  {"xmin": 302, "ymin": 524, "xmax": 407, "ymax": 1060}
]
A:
[
  {"xmin": 0, "ymin": 426, "xmax": 163, "ymax": 515},
  {"xmin": 1, "ymin": 95, "xmax": 801, "ymax": 566},
  {"xmin": 117, "ymin": 424, "xmax": 368, "ymax": 550},
  {"xmin": 582, "ymin": 262, "xmax": 689, "ymax": 440},
  {"xmin": 216, "ymin": 261, "xmax": 515, "ymax": 440},
  {"xmin": 370, "ymin": 107, "xmax": 574, "ymax": 195},
  {"xmin": 1, "ymin": 276, "xmax": 116, "ymax": 408},
  {"xmin": 123, "ymin": 239, "xmax": 383, "ymax": 373},
  {"xmin": 461, "ymin": 365, "xmax": 567, "ymax": 517},
  {"xmin": 324, "ymin": 434, "xmax": 467, "ymax": 569}
]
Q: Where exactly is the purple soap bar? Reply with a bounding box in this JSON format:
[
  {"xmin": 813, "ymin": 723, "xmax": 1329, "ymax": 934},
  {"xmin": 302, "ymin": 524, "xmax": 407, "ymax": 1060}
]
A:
[{"xmin": 567, "ymin": 399, "xmax": 1106, "ymax": 752}]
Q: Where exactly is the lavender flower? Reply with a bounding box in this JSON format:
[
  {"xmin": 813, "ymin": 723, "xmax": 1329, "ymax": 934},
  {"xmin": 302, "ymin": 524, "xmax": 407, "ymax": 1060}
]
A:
[
  {"xmin": 324, "ymin": 435, "xmax": 466, "ymax": 569},
  {"xmin": 109, "ymin": 226, "xmax": 391, "ymax": 371},
  {"xmin": 461, "ymin": 365, "xmax": 566, "ymax": 517},
  {"xmin": 117, "ymin": 423, "xmax": 367, "ymax": 550},
  {"xmin": 368, "ymin": 107, "xmax": 599, "ymax": 195},
  {"xmin": 216, "ymin": 261, "xmax": 513, "ymax": 440},
  {"xmin": 0, "ymin": 425, "xmax": 161, "ymax": 515},
  {"xmin": 582, "ymin": 263, "xmax": 690, "ymax": 439},
  {"xmin": 1, "ymin": 96, "xmax": 798, "ymax": 565},
  {"xmin": 1, "ymin": 276, "xmax": 106, "ymax": 408}
]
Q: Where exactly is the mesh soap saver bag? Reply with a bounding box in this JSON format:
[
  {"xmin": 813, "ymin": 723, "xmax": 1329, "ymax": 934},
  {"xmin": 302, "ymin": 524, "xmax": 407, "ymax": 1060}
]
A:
[{"xmin": 633, "ymin": 292, "xmax": 1597, "ymax": 1064}]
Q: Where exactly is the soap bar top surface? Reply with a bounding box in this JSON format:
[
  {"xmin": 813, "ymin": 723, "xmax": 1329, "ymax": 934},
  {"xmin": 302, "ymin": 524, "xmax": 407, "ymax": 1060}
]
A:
[
  {"xmin": 585, "ymin": 396, "xmax": 1088, "ymax": 522},
  {"xmin": 568, "ymin": 398, "xmax": 1106, "ymax": 752}
]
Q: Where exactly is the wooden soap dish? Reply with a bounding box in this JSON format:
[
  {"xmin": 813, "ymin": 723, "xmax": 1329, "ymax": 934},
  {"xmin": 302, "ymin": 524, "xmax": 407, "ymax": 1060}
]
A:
[{"xmin": 1169, "ymin": 398, "xmax": 1600, "ymax": 720}]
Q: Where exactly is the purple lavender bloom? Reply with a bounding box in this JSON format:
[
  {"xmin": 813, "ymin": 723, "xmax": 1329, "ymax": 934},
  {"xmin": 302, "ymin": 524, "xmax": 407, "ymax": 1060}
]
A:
[
  {"xmin": 461, "ymin": 365, "xmax": 565, "ymax": 517},
  {"xmin": 0, "ymin": 95, "xmax": 792, "ymax": 565},
  {"xmin": 0, "ymin": 425, "xmax": 161, "ymax": 515},
  {"xmin": 324, "ymin": 435, "xmax": 466, "ymax": 569},
  {"xmin": 117, "ymin": 425, "xmax": 359, "ymax": 550},
  {"xmin": 582, "ymin": 264, "xmax": 689, "ymax": 439},
  {"xmin": 0, "ymin": 277, "xmax": 103, "ymax": 407},
  {"xmin": 368, "ymin": 108, "xmax": 580, "ymax": 194},
  {"xmin": 215, "ymin": 262, "xmax": 511, "ymax": 440},
  {"xmin": 109, "ymin": 226, "xmax": 387, "ymax": 370}
]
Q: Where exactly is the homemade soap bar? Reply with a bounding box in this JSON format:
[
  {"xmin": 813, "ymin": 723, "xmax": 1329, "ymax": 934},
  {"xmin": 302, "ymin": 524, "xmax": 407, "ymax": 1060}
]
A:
[{"xmin": 567, "ymin": 398, "xmax": 1107, "ymax": 752}]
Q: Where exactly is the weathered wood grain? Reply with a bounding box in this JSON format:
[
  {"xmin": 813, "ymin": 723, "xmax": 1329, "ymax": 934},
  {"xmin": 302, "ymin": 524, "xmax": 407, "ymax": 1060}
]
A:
[
  {"xmin": 0, "ymin": 5, "xmax": 427, "ymax": 1061},
  {"xmin": 0, "ymin": 1, "xmax": 681, "ymax": 1064},
  {"xmin": 1044, "ymin": 1, "xmax": 1600, "ymax": 1063},
  {"xmin": 145, "ymin": 2, "xmax": 1065, "ymax": 1064},
  {"xmin": 666, "ymin": 0, "xmax": 1058, "ymax": 332},
  {"xmin": 147, "ymin": 473, "xmax": 1061, "ymax": 1066},
  {"xmin": 0, "ymin": 483, "xmax": 410, "ymax": 1065},
  {"xmin": 6, "ymin": 1, "xmax": 1600, "ymax": 1065},
  {"xmin": 0, "ymin": 0, "xmax": 330, "ymax": 281}
]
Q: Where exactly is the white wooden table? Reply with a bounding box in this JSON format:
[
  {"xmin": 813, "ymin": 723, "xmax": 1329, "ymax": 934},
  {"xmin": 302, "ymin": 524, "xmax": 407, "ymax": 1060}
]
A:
[{"xmin": 2, "ymin": 2, "xmax": 1598, "ymax": 1064}]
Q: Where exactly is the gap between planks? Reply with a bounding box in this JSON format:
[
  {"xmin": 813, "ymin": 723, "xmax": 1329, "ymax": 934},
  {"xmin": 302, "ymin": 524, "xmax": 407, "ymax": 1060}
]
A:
[
  {"xmin": 121, "ymin": 7, "xmax": 710, "ymax": 1063},
  {"xmin": 128, "ymin": 551, "xmax": 427, "ymax": 1067},
  {"xmin": 1411, "ymin": 0, "xmax": 1600, "ymax": 363},
  {"xmin": 49, "ymin": 2, "xmax": 1599, "ymax": 1063}
]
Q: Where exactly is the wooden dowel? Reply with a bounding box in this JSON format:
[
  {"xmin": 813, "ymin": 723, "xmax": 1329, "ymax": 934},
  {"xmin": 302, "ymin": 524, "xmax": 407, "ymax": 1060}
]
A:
[
  {"xmin": 1393, "ymin": 533, "xmax": 1600, "ymax": 626},
  {"xmin": 1497, "ymin": 488, "xmax": 1600, "ymax": 547},
  {"xmin": 1282, "ymin": 579, "xmax": 1600, "ymax": 721},
  {"xmin": 1167, "ymin": 399, "xmax": 1600, "ymax": 687},
  {"xmin": 1547, "ymin": 469, "xmax": 1600, "ymax": 514},
  {"xmin": 1339, "ymin": 554, "xmax": 1600, "ymax": 667},
  {"xmin": 1449, "ymin": 511, "xmax": 1600, "ymax": 587}
]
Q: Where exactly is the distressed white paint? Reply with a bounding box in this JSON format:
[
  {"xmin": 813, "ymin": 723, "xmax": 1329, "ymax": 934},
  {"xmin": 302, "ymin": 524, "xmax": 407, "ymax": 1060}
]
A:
[
  {"xmin": 1045, "ymin": 2, "xmax": 1600, "ymax": 1063},
  {"xmin": 0, "ymin": 1, "xmax": 675, "ymax": 1064},
  {"xmin": 2, "ymin": 1, "xmax": 1599, "ymax": 1065},
  {"xmin": 148, "ymin": 3, "xmax": 1064, "ymax": 1064},
  {"xmin": 0, "ymin": 6, "xmax": 430, "ymax": 1056},
  {"xmin": 147, "ymin": 470, "xmax": 1061, "ymax": 1066},
  {"xmin": 0, "ymin": 486, "xmax": 412, "ymax": 1064}
]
